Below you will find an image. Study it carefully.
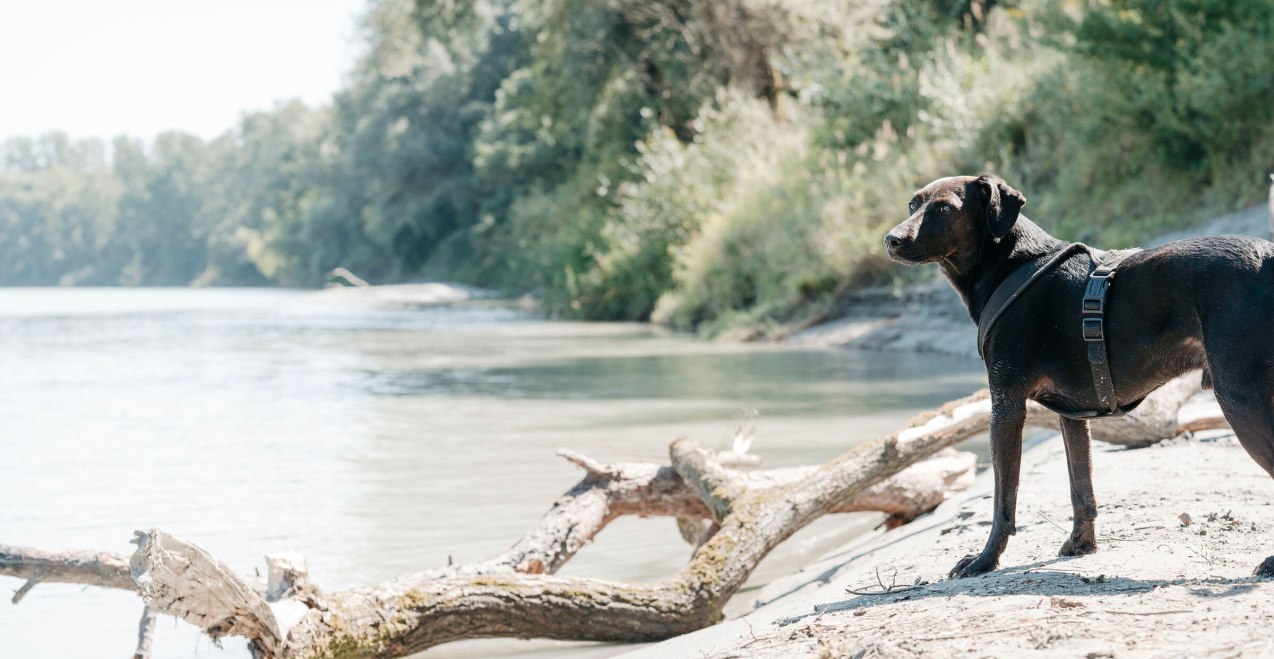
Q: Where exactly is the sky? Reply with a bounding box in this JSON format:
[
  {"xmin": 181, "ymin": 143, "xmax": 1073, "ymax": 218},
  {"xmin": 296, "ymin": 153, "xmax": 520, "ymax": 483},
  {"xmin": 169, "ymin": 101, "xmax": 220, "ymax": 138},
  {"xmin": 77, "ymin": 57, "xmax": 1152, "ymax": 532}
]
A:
[{"xmin": 0, "ymin": 0, "xmax": 366, "ymax": 142}]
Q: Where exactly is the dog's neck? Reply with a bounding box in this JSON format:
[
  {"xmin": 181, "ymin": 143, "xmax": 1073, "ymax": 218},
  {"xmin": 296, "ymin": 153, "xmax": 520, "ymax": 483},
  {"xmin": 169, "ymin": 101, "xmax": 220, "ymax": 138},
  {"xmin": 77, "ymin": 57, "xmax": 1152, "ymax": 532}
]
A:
[{"xmin": 939, "ymin": 217, "xmax": 1067, "ymax": 324}]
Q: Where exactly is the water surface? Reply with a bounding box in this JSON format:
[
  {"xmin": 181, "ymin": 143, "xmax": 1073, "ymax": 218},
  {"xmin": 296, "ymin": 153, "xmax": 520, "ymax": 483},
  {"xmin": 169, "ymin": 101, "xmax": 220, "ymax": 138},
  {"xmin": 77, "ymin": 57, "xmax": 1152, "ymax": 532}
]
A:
[{"xmin": 0, "ymin": 288, "xmax": 983, "ymax": 657}]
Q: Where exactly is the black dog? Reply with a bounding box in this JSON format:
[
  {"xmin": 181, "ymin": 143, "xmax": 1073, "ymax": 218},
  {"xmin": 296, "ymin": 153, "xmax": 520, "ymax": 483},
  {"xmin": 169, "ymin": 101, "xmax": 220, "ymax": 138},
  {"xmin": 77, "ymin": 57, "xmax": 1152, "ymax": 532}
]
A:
[{"xmin": 884, "ymin": 174, "xmax": 1274, "ymax": 578}]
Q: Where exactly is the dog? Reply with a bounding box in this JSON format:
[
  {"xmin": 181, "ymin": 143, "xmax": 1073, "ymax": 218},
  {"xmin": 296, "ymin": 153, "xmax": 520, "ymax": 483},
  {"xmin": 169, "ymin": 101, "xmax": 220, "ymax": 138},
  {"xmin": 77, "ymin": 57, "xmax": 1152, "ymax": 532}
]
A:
[{"xmin": 884, "ymin": 174, "xmax": 1274, "ymax": 579}]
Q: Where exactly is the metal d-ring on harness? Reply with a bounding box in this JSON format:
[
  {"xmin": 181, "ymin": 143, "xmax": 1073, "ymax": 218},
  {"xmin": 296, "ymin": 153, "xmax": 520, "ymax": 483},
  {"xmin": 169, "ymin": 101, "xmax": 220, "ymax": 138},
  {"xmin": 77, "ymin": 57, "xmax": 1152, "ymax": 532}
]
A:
[{"xmin": 1081, "ymin": 248, "xmax": 1140, "ymax": 415}]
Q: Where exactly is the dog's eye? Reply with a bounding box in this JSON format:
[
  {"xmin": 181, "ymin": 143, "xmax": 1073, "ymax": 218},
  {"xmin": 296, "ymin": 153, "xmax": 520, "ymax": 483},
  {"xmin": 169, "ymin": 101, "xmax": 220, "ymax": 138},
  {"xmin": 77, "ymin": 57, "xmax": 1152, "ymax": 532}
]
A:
[
  {"xmin": 908, "ymin": 199, "xmax": 918, "ymax": 214},
  {"xmin": 933, "ymin": 202, "xmax": 952, "ymax": 213}
]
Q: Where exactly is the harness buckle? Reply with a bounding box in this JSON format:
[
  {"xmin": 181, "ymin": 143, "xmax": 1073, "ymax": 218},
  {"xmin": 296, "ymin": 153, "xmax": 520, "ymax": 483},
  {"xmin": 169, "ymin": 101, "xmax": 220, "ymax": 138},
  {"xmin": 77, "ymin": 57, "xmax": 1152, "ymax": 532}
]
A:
[
  {"xmin": 1085, "ymin": 275, "xmax": 1105, "ymax": 311},
  {"xmin": 1080, "ymin": 317, "xmax": 1100, "ymax": 341},
  {"xmin": 1082, "ymin": 317, "xmax": 1104, "ymax": 342}
]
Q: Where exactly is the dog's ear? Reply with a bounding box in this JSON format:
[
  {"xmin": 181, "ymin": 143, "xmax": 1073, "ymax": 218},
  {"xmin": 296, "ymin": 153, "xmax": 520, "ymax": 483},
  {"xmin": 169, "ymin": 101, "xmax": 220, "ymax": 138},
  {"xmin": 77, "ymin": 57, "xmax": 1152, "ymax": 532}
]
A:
[{"xmin": 975, "ymin": 175, "xmax": 1026, "ymax": 240}]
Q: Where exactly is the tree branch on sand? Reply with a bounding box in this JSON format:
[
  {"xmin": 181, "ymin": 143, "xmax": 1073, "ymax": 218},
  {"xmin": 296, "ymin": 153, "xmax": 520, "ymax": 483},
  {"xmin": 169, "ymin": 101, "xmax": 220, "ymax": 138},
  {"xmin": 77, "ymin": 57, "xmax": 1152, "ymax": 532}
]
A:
[{"xmin": 1, "ymin": 372, "xmax": 1221, "ymax": 658}]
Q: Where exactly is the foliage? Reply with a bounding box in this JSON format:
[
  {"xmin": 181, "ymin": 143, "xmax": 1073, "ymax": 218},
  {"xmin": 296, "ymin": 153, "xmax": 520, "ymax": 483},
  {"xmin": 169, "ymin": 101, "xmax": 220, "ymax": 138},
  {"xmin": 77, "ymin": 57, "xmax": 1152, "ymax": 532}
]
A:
[{"xmin": 2, "ymin": 0, "xmax": 1272, "ymax": 335}]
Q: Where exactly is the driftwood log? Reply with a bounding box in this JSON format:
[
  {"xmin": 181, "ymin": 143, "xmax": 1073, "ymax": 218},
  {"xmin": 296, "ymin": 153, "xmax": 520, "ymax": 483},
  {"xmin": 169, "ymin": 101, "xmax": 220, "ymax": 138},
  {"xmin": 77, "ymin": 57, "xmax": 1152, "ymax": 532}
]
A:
[
  {"xmin": 1268, "ymin": 169, "xmax": 1274, "ymax": 239},
  {"xmin": 2, "ymin": 372, "xmax": 1226, "ymax": 658}
]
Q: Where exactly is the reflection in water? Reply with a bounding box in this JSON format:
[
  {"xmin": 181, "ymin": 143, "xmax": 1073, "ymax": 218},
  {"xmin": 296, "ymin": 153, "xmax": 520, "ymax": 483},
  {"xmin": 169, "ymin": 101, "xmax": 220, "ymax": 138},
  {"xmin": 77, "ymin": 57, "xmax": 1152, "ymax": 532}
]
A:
[{"xmin": 0, "ymin": 289, "xmax": 984, "ymax": 658}]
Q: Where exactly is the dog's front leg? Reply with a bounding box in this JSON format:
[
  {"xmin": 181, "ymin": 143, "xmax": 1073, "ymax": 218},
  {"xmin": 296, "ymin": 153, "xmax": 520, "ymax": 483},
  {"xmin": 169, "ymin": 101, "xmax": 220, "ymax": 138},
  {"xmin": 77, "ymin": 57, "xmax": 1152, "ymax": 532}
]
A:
[
  {"xmin": 950, "ymin": 394, "xmax": 1026, "ymax": 578},
  {"xmin": 1058, "ymin": 416, "xmax": 1099, "ymax": 556}
]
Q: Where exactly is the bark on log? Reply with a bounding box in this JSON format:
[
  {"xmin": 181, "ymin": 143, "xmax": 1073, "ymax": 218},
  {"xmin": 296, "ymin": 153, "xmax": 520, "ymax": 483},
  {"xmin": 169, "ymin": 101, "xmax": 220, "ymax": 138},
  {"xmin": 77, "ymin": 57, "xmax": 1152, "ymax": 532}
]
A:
[
  {"xmin": 917, "ymin": 370, "xmax": 1213, "ymax": 448},
  {"xmin": 134, "ymin": 605, "xmax": 157, "ymax": 659},
  {"xmin": 1, "ymin": 372, "xmax": 1227, "ymax": 658},
  {"xmin": 130, "ymin": 530, "xmax": 287, "ymax": 654},
  {"xmin": 408, "ymin": 447, "xmax": 976, "ymax": 583},
  {"xmin": 152, "ymin": 390, "xmax": 1051, "ymax": 656},
  {"xmin": 0, "ymin": 449, "xmax": 976, "ymax": 656},
  {"xmin": 0, "ymin": 544, "xmax": 134, "ymax": 601}
]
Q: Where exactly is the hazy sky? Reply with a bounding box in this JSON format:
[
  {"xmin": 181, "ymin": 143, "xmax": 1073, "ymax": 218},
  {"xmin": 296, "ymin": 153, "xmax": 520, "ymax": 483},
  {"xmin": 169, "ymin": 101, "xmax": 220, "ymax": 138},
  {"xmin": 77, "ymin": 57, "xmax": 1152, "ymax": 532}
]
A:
[{"xmin": 0, "ymin": 0, "xmax": 366, "ymax": 142}]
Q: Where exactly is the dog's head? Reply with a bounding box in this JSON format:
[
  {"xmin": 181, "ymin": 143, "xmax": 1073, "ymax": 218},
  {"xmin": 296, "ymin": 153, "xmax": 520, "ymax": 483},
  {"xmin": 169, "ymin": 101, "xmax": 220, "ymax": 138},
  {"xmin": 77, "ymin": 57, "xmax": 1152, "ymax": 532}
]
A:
[{"xmin": 884, "ymin": 175, "xmax": 1026, "ymax": 265}]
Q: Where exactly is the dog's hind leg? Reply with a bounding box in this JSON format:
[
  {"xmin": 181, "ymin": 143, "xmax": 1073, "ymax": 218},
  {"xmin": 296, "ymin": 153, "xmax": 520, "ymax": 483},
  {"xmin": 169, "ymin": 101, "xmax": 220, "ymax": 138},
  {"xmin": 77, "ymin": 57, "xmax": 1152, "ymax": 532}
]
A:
[
  {"xmin": 1203, "ymin": 331, "xmax": 1274, "ymax": 577},
  {"xmin": 1058, "ymin": 416, "xmax": 1098, "ymax": 556},
  {"xmin": 1211, "ymin": 393, "xmax": 1274, "ymax": 577},
  {"xmin": 1221, "ymin": 394, "xmax": 1274, "ymax": 579},
  {"xmin": 1205, "ymin": 327, "xmax": 1274, "ymax": 475}
]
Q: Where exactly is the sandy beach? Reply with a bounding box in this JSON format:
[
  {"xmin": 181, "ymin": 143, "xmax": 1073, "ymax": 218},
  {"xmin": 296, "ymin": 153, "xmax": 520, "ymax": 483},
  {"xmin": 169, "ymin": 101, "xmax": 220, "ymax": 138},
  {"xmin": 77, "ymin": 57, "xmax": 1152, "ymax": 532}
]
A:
[{"xmin": 628, "ymin": 412, "xmax": 1274, "ymax": 657}]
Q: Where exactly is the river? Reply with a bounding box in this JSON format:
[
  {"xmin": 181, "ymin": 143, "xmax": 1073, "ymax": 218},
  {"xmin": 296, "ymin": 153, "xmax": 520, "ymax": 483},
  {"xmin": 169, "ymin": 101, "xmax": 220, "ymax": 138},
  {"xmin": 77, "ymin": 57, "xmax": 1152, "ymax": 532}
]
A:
[{"xmin": 0, "ymin": 288, "xmax": 984, "ymax": 657}]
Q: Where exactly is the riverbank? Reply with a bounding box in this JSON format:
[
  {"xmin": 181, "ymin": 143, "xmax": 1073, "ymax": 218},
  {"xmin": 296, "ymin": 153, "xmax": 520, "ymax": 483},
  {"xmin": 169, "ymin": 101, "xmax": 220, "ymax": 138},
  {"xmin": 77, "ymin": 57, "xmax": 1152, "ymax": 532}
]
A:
[
  {"xmin": 784, "ymin": 204, "xmax": 1271, "ymax": 361},
  {"xmin": 628, "ymin": 401, "xmax": 1274, "ymax": 658}
]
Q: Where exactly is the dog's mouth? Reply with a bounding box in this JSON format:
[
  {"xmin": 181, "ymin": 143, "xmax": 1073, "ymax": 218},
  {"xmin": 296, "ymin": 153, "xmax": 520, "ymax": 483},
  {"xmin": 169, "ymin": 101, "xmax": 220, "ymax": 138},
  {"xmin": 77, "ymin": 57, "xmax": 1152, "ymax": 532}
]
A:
[{"xmin": 886, "ymin": 245, "xmax": 941, "ymax": 265}]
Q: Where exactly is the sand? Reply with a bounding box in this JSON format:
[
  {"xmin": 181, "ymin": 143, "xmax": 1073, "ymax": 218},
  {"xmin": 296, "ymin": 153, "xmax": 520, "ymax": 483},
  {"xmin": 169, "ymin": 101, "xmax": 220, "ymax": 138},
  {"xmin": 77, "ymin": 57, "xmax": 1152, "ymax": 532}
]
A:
[
  {"xmin": 625, "ymin": 398, "xmax": 1274, "ymax": 658},
  {"xmin": 622, "ymin": 206, "xmax": 1274, "ymax": 657}
]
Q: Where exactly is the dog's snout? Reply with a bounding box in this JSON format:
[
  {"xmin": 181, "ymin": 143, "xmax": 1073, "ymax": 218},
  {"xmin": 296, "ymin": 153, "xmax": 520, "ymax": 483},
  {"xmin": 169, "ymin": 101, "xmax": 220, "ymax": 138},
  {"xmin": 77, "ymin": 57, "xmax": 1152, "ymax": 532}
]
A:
[{"xmin": 885, "ymin": 233, "xmax": 903, "ymax": 250}]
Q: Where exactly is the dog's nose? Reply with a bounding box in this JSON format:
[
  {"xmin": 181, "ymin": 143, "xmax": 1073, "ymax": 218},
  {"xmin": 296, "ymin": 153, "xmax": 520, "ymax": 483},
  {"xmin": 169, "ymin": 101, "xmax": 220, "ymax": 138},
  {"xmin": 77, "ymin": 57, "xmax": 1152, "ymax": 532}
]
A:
[{"xmin": 885, "ymin": 233, "xmax": 902, "ymax": 250}]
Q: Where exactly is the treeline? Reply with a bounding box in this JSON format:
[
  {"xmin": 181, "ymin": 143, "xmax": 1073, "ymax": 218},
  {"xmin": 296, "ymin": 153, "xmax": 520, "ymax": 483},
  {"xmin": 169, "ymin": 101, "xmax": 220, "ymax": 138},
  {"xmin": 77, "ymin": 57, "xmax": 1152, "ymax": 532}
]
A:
[
  {"xmin": 0, "ymin": 107, "xmax": 324, "ymax": 286},
  {"xmin": 3, "ymin": 0, "xmax": 1272, "ymax": 332}
]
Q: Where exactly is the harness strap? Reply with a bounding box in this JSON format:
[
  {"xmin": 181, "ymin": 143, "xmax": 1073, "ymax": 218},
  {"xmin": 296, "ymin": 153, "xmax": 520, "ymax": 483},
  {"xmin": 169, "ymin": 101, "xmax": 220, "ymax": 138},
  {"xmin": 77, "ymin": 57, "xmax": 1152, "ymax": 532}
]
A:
[
  {"xmin": 1082, "ymin": 248, "xmax": 1140, "ymax": 415},
  {"xmin": 977, "ymin": 243, "xmax": 1086, "ymax": 360}
]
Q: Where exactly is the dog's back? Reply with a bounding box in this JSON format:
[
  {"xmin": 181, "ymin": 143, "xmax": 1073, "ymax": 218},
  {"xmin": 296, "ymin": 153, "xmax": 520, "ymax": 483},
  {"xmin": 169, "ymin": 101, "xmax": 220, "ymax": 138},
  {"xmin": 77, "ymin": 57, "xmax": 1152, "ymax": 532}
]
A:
[
  {"xmin": 1115, "ymin": 234, "xmax": 1274, "ymax": 471},
  {"xmin": 1117, "ymin": 234, "xmax": 1274, "ymax": 338},
  {"xmin": 1102, "ymin": 234, "xmax": 1272, "ymax": 386}
]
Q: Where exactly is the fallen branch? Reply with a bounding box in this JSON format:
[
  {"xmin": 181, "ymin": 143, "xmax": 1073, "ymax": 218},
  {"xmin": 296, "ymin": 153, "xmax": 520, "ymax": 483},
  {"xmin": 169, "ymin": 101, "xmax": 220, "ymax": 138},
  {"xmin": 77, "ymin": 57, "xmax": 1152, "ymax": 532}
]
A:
[
  {"xmin": 1, "ymin": 372, "xmax": 1225, "ymax": 658},
  {"xmin": 260, "ymin": 388, "xmax": 1044, "ymax": 656},
  {"xmin": 1043, "ymin": 373, "xmax": 1205, "ymax": 448},
  {"xmin": 407, "ymin": 446, "xmax": 978, "ymax": 582},
  {"xmin": 0, "ymin": 544, "xmax": 134, "ymax": 601},
  {"xmin": 130, "ymin": 530, "xmax": 287, "ymax": 655},
  {"xmin": 845, "ymin": 567, "xmax": 926, "ymax": 596},
  {"xmin": 913, "ymin": 371, "xmax": 1217, "ymax": 449},
  {"xmin": 134, "ymin": 605, "xmax": 157, "ymax": 659}
]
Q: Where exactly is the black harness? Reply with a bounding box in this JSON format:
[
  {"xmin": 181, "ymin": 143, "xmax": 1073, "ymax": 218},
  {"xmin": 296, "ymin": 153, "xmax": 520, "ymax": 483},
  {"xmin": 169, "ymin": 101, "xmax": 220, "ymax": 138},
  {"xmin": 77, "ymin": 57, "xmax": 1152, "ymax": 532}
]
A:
[
  {"xmin": 1080, "ymin": 248, "xmax": 1140, "ymax": 415},
  {"xmin": 977, "ymin": 243, "xmax": 1141, "ymax": 419},
  {"xmin": 976, "ymin": 243, "xmax": 1087, "ymax": 360}
]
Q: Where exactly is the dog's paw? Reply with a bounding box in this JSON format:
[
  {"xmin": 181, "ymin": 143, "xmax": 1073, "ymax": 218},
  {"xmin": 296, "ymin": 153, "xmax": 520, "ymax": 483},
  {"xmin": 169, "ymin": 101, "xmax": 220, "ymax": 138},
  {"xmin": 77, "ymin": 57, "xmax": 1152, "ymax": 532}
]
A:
[
  {"xmin": 949, "ymin": 553, "xmax": 997, "ymax": 579},
  {"xmin": 1254, "ymin": 556, "xmax": 1274, "ymax": 579},
  {"xmin": 1058, "ymin": 534, "xmax": 1098, "ymax": 557}
]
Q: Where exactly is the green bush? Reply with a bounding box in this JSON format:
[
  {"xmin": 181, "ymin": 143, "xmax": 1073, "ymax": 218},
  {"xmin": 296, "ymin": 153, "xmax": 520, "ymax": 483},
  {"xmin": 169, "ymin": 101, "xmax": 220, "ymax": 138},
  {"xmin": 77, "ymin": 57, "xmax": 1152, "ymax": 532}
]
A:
[{"xmin": 5, "ymin": 0, "xmax": 1273, "ymax": 329}]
